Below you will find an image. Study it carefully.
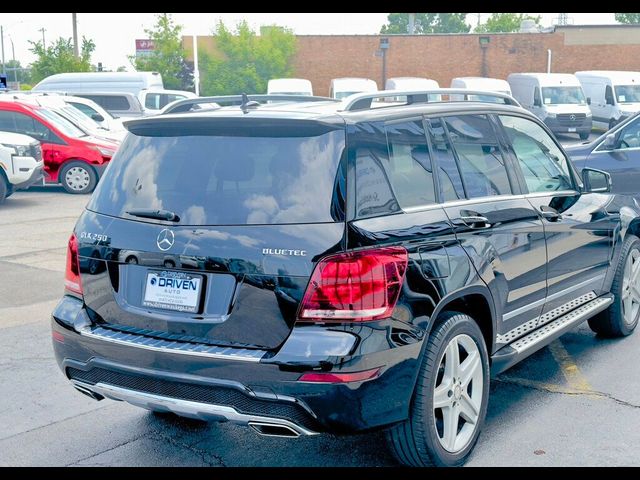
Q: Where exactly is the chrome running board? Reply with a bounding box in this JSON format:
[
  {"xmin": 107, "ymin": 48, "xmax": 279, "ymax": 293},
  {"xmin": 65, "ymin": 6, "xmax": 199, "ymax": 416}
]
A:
[{"xmin": 492, "ymin": 294, "xmax": 613, "ymax": 375}]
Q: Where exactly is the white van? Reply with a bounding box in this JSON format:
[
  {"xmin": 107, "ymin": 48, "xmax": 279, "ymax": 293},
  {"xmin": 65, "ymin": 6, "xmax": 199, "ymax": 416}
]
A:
[
  {"xmin": 140, "ymin": 89, "xmax": 198, "ymax": 114},
  {"xmin": 575, "ymin": 71, "xmax": 640, "ymax": 130},
  {"xmin": 329, "ymin": 78, "xmax": 377, "ymax": 100},
  {"xmin": 33, "ymin": 72, "xmax": 164, "ymax": 97},
  {"xmin": 385, "ymin": 77, "xmax": 440, "ymax": 102},
  {"xmin": 267, "ymin": 78, "xmax": 313, "ymax": 96},
  {"xmin": 507, "ymin": 73, "xmax": 592, "ymax": 140},
  {"xmin": 450, "ymin": 77, "xmax": 512, "ymax": 102}
]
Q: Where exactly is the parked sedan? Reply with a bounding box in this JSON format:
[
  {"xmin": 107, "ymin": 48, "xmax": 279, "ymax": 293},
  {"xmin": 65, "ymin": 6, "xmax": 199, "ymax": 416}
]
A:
[{"xmin": 565, "ymin": 111, "xmax": 640, "ymax": 197}]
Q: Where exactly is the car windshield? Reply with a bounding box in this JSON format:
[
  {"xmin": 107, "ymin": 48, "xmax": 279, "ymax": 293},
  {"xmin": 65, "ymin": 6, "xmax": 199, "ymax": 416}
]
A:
[
  {"xmin": 614, "ymin": 85, "xmax": 640, "ymax": 103},
  {"xmin": 68, "ymin": 101, "xmax": 115, "ymax": 121},
  {"xmin": 541, "ymin": 86, "xmax": 586, "ymax": 105},
  {"xmin": 59, "ymin": 106, "xmax": 102, "ymax": 131},
  {"xmin": 35, "ymin": 108, "xmax": 87, "ymax": 138},
  {"xmin": 335, "ymin": 91, "xmax": 362, "ymax": 99}
]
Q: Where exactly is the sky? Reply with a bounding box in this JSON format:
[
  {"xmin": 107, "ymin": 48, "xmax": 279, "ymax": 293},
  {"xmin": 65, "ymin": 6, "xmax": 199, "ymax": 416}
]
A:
[{"xmin": 0, "ymin": 13, "xmax": 618, "ymax": 73}]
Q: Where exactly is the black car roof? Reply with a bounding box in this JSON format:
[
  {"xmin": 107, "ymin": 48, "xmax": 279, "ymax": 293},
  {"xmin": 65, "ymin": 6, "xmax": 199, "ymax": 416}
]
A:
[{"xmin": 124, "ymin": 100, "xmax": 533, "ymax": 131}]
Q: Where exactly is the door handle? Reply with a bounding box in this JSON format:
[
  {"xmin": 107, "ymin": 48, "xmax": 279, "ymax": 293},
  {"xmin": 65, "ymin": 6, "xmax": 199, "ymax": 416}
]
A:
[
  {"xmin": 452, "ymin": 210, "xmax": 491, "ymax": 229},
  {"xmin": 540, "ymin": 205, "xmax": 562, "ymax": 222}
]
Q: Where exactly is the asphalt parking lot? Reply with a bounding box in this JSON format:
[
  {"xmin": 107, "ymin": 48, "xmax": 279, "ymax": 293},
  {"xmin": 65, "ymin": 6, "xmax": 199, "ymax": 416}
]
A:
[{"xmin": 2, "ymin": 172, "xmax": 640, "ymax": 466}]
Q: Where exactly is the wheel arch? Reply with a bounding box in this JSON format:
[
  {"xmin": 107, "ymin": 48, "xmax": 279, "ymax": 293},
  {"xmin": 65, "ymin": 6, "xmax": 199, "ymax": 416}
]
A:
[{"xmin": 426, "ymin": 285, "xmax": 497, "ymax": 356}]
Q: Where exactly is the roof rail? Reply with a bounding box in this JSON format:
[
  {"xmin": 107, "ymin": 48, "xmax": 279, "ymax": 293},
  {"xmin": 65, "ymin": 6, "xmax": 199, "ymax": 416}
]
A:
[
  {"xmin": 340, "ymin": 88, "xmax": 521, "ymax": 112},
  {"xmin": 162, "ymin": 94, "xmax": 339, "ymax": 114}
]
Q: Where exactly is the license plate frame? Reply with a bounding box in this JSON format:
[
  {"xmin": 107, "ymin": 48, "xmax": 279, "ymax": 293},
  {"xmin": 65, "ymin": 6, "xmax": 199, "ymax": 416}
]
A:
[{"xmin": 142, "ymin": 271, "xmax": 202, "ymax": 313}]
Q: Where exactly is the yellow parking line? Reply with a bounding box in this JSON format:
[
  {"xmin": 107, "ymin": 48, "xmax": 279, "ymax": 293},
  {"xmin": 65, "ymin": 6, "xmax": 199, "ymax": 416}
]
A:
[{"xmin": 548, "ymin": 339, "xmax": 594, "ymax": 393}]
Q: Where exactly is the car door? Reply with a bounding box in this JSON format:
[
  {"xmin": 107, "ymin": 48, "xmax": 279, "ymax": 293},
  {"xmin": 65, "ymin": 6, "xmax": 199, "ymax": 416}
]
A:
[
  {"xmin": 435, "ymin": 114, "xmax": 548, "ymax": 338},
  {"xmin": 496, "ymin": 114, "xmax": 613, "ymax": 320},
  {"xmin": 582, "ymin": 115, "xmax": 640, "ymax": 198}
]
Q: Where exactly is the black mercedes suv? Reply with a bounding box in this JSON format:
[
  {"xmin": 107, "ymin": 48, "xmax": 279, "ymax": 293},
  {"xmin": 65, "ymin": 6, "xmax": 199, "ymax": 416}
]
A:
[{"xmin": 52, "ymin": 90, "xmax": 640, "ymax": 466}]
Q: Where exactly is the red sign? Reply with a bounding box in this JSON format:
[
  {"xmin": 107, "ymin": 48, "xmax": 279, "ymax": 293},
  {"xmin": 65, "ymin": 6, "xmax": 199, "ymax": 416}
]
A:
[{"xmin": 135, "ymin": 39, "xmax": 155, "ymax": 51}]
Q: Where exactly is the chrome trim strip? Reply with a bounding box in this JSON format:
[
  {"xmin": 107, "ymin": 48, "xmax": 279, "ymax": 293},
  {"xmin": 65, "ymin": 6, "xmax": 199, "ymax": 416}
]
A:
[
  {"xmin": 511, "ymin": 296, "xmax": 613, "ymax": 354},
  {"xmin": 502, "ymin": 297, "xmax": 546, "ymax": 322},
  {"xmin": 71, "ymin": 380, "xmax": 319, "ymax": 436},
  {"xmin": 80, "ymin": 326, "xmax": 265, "ymax": 362},
  {"xmin": 546, "ymin": 274, "xmax": 604, "ymax": 303}
]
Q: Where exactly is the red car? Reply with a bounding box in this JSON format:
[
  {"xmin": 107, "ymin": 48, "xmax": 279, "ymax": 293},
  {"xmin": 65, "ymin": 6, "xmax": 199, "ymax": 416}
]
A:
[{"xmin": 0, "ymin": 100, "xmax": 119, "ymax": 193}]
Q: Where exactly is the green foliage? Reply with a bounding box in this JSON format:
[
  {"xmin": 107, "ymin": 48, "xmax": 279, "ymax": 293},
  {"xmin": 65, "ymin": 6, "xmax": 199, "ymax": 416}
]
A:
[
  {"xmin": 475, "ymin": 13, "xmax": 541, "ymax": 33},
  {"xmin": 615, "ymin": 13, "xmax": 640, "ymax": 24},
  {"xmin": 129, "ymin": 13, "xmax": 192, "ymax": 90},
  {"xmin": 380, "ymin": 13, "xmax": 470, "ymax": 34},
  {"xmin": 19, "ymin": 84, "xmax": 33, "ymax": 91},
  {"xmin": 4, "ymin": 59, "xmax": 31, "ymax": 84},
  {"xmin": 29, "ymin": 37, "xmax": 95, "ymax": 84},
  {"xmin": 199, "ymin": 21, "xmax": 297, "ymax": 96}
]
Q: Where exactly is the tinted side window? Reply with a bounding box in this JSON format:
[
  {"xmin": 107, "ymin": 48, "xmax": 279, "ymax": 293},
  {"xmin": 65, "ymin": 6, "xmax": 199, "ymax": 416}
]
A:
[
  {"xmin": 426, "ymin": 118, "xmax": 465, "ymax": 202},
  {"xmin": 145, "ymin": 93, "xmax": 161, "ymax": 110},
  {"xmin": 534, "ymin": 87, "xmax": 541, "ymax": 106},
  {"xmin": 444, "ymin": 115, "xmax": 513, "ymax": 198},
  {"xmin": 12, "ymin": 112, "xmax": 53, "ymax": 142},
  {"xmin": 0, "ymin": 111, "xmax": 16, "ymax": 131},
  {"xmin": 70, "ymin": 102, "xmax": 98, "ymax": 117},
  {"xmin": 498, "ymin": 115, "xmax": 573, "ymax": 193},
  {"xmin": 102, "ymin": 95, "xmax": 131, "ymax": 110},
  {"xmin": 385, "ymin": 121, "xmax": 436, "ymax": 209},
  {"xmin": 617, "ymin": 117, "xmax": 640, "ymax": 149}
]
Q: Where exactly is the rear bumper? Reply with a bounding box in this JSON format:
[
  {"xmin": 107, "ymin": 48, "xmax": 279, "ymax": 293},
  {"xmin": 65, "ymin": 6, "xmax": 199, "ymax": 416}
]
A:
[{"xmin": 52, "ymin": 296, "xmax": 425, "ymax": 434}]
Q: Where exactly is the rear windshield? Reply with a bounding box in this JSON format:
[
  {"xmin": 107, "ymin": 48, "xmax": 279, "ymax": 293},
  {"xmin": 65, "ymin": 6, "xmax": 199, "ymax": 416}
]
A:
[{"xmin": 88, "ymin": 120, "xmax": 346, "ymax": 225}]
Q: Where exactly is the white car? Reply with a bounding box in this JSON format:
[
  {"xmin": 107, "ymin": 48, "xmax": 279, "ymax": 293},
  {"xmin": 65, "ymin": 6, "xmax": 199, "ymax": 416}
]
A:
[
  {"xmin": 63, "ymin": 95, "xmax": 127, "ymax": 133},
  {"xmin": 0, "ymin": 131, "xmax": 44, "ymax": 203}
]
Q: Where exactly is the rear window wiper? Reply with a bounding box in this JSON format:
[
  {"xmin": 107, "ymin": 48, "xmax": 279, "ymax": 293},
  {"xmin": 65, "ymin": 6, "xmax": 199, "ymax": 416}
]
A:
[{"xmin": 126, "ymin": 209, "xmax": 181, "ymax": 222}]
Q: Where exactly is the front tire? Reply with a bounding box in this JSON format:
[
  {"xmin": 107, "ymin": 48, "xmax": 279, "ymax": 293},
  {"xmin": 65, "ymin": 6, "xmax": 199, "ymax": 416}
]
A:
[
  {"xmin": 579, "ymin": 131, "xmax": 590, "ymax": 140},
  {"xmin": 386, "ymin": 312, "xmax": 490, "ymax": 467},
  {"xmin": 589, "ymin": 236, "xmax": 640, "ymax": 337},
  {"xmin": 0, "ymin": 175, "xmax": 7, "ymax": 204},
  {"xmin": 59, "ymin": 161, "xmax": 98, "ymax": 194}
]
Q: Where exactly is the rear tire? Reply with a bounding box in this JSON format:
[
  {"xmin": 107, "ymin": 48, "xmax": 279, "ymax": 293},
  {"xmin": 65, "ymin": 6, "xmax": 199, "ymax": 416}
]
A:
[
  {"xmin": 589, "ymin": 236, "xmax": 640, "ymax": 337},
  {"xmin": 386, "ymin": 312, "xmax": 490, "ymax": 466},
  {"xmin": 579, "ymin": 131, "xmax": 590, "ymax": 141},
  {"xmin": 59, "ymin": 161, "xmax": 98, "ymax": 194}
]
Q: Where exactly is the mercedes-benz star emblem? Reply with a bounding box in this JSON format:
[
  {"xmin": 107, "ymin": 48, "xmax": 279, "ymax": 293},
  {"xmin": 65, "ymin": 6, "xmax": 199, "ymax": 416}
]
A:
[
  {"xmin": 157, "ymin": 229, "xmax": 175, "ymax": 251},
  {"xmin": 570, "ymin": 114, "xmax": 576, "ymax": 121}
]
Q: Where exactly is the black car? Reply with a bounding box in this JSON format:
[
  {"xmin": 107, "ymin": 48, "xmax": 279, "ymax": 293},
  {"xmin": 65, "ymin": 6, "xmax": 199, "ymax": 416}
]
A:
[
  {"xmin": 565, "ymin": 111, "xmax": 640, "ymax": 198},
  {"xmin": 52, "ymin": 91, "xmax": 640, "ymax": 467}
]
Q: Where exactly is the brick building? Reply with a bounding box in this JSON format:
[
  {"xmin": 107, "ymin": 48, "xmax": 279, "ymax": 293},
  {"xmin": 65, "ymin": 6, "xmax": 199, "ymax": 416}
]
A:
[{"xmin": 184, "ymin": 25, "xmax": 640, "ymax": 97}]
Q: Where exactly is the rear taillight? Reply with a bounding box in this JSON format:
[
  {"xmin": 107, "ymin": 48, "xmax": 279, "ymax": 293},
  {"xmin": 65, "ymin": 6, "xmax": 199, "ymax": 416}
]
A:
[
  {"xmin": 298, "ymin": 368, "xmax": 381, "ymax": 383},
  {"xmin": 298, "ymin": 246, "xmax": 408, "ymax": 322},
  {"xmin": 64, "ymin": 233, "xmax": 83, "ymax": 295}
]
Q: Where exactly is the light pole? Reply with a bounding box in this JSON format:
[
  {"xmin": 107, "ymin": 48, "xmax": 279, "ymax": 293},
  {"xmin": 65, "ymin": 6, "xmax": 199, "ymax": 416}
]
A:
[
  {"xmin": 10, "ymin": 35, "xmax": 17, "ymax": 83},
  {"xmin": 1, "ymin": 26, "xmax": 5, "ymax": 75},
  {"xmin": 379, "ymin": 38, "xmax": 389, "ymax": 89}
]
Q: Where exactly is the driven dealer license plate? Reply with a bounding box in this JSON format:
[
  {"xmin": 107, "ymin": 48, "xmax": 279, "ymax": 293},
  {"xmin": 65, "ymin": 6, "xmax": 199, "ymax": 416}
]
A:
[
  {"xmin": 568, "ymin": 127, "xmax": 576, "ymax": 132},
  {"xmin": 143, "ymin": 271, "xmax": 202, "ymax": 313}
]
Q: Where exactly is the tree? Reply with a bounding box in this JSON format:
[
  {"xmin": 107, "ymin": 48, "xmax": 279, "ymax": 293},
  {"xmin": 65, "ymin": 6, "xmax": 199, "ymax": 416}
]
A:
[
  {"xmin": 615, "ymin": 13, "xmax": 640, "ymax": 24},
  {"xmin": 380, "ymin": 13, "xmax": 470, "ymax": 34},
  {"xmin": 29, "ymin": 37, "xmax": 95, "ymax": 84},
  {"xmin": 130, "ymin": 13, "xmax": 192, "ymax": 91},
  {"xmin": 116, "ymin": 66, "xmax": 128, "ymax": 72},
  {"xmin": 199, "ymin": 21, "xmax": 297, "ymax": 96},
  {"xmin": 4, "ymin": 59, "xmax": 31, "ymax": 85},
  {"xmin": 475, "ymin": 13, "xmax": 542, "ymax": 33}
]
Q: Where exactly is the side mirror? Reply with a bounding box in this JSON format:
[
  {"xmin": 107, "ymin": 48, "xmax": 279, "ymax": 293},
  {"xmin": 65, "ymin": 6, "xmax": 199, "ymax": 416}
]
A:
[
  {"xmin": 533, "ymin": 98, "xmax": 542, "ymax": 107},
  {"xmin": 91, "ymin": 113, "xmax": 105, "ymax": 122},
  {"xmin": 602, "ymin": 133, "xmax": 617, "ymax": 149},
  {"xmin": 606, "ymin": 96, "xmax": 615, "ymax": 106},
  {"xmin": 587, "ymin": 97, "xmax": 591, "ymax": 105},
  {"xmin": 582, "ymin": 167, "xmax": 612, "ymax": 193}
]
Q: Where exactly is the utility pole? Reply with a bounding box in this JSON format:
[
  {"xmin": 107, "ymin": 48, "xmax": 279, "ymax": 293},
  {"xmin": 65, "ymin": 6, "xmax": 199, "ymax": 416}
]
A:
[
  {"xmin": 72, "ymin": 13, "xmax": 79, "ymax": 57},
  {"xmin": 1, "ymin": 26, "xmax": 5, "ymax": 75},
  {"xmin": 10, "ymin": 36, "xmax": 16, "ymax": 83},
  {"xmin": 408, "ymin": 13, "xmax": 416, "ymax": 34},
  {"xmin": 39, "ymin": 27, "xmax": 46, "ymax": 47}
]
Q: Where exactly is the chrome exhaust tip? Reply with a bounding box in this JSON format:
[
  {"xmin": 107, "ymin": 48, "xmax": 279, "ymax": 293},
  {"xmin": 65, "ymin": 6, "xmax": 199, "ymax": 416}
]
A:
[
  {"xmin": 72, "ymin": 383, "xmax": 104, "ymax": 401},
  {"xmin": 248, "ymin": 422, "xmax": 301, "ymax": 438}
]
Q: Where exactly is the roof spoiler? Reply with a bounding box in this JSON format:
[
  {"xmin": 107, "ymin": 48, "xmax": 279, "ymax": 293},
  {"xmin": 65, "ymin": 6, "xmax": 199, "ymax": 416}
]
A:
[
  {"xmin": 340, "ymin": 88, "xmax": 521, "ymax": 112},
  {"xmin": 162, "ymin": 94, "xmax": 339, "ymax": 114}
]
